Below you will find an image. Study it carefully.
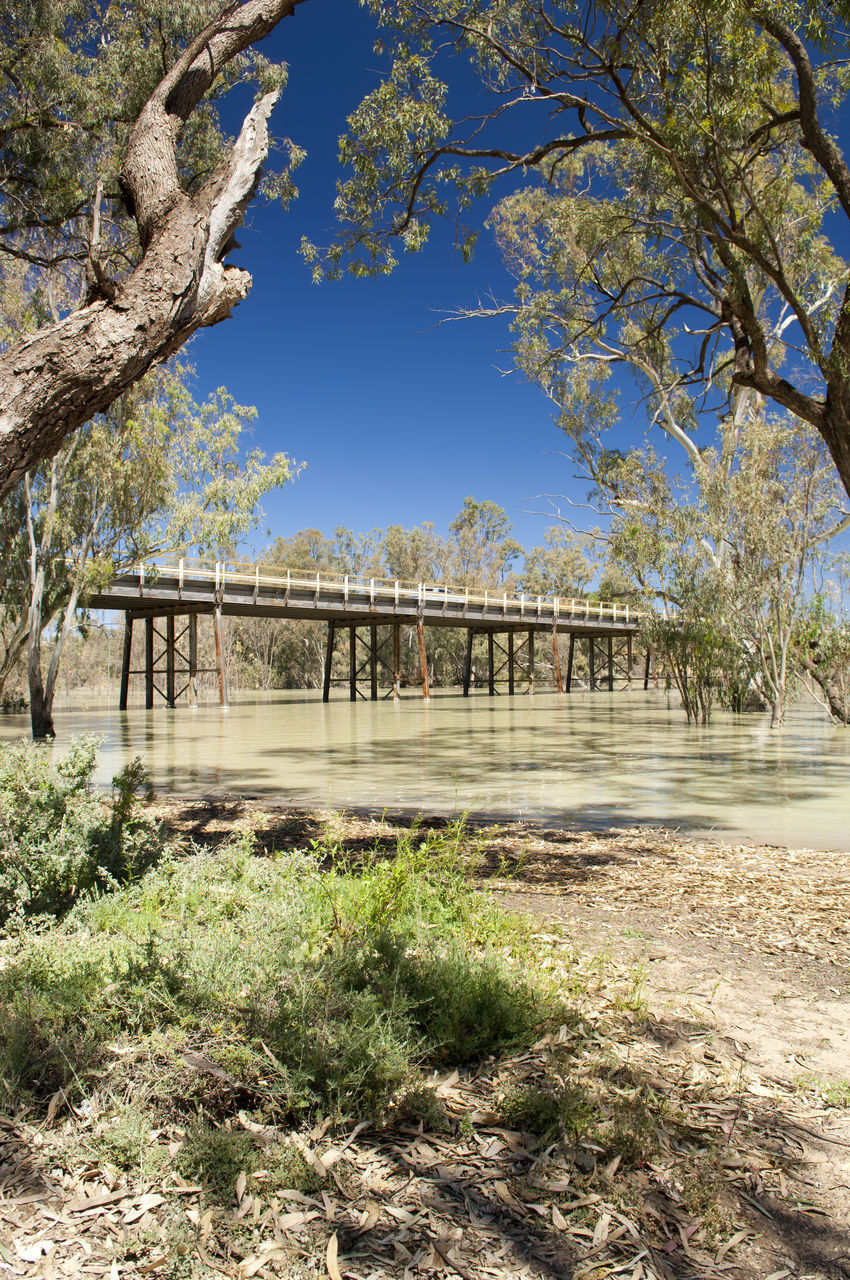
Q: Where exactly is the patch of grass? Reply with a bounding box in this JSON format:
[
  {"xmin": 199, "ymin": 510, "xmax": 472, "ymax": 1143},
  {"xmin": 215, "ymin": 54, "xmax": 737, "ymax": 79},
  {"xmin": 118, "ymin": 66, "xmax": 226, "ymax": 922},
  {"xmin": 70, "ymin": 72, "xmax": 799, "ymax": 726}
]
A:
[{"xmin": 793, "ymin": 1072, "xmax": 850, "ymax": 1107}]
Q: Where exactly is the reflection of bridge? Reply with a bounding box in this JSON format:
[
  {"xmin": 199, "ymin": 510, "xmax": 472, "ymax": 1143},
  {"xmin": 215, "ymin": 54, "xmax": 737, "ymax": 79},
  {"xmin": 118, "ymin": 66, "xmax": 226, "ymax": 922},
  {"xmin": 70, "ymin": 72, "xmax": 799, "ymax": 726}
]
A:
[{"xmin": 88, "ymin": 561, "xmax": 649, "ymax": 709}]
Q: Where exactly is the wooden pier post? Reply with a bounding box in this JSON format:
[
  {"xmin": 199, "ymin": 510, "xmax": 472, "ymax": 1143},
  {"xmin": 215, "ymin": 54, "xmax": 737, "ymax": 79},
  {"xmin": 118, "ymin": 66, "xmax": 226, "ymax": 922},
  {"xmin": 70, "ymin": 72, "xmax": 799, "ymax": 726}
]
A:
[
  {"xmin": 145, "ymin": 617, "xmax": 154, "ymax": 709},
  {"xmin": 119, "ymin": 615, "xmax": 133, "ymax": 710},
  {"xmin": 462, "ymin": 629, "xmax": 474, "ymax": 696},
  {"xmin": 552, "ymin": 628, "xmax": 563, "ymax": 693},
  {"xmin": 166, "ymin": 614, "xmax": 176, "ymax": 708},
  {"xmin": 417, "ymin": 621, "xmax": 430, "ymax": 700},
  {"xmin": 528, "ymin": 629, "xmax": 535, "ymax": 694},
  {"xmin": 566, "ymin": 633, "xmax": 575, "ymax": 693},
  {"xmin": 627, "ymin": 635, "xmax": 633, "ymax": 689},
  {"xmin": 507, "ymin": 631, "xmax": 515, "ymax": 695},
  {"xmin": 323, "ymin": 621, "xmax": 335, "ymax": 702},
  {"xmin": 189, "ymin": 614, "xmax": 198, "ymax": 706},
  {"xmin": 588, "ymin": 636, "xmax": 596, "ymax": 691},
  {"xmin": 644, "ymin": 647, "xmax": 651, "ymax": 690},
  {"xmin": 349, "ymin": 626, "xmax": 357, "ymax": 701},
  {"xmin": 213, "ymin": 606, "xmax": 229, "ymax": 707},
  {"xmin": 370, "ymin": 625, "xmax": 378, "ymax": 701},
  {"xmin": 607, "ymin": 635, "xmax": 614, "ymax": 692},
  {"xmin": 392, "ymin": 624, "xmax": 401, "ymax": 700},
  {"xmin": 488, "ymin": 632, "xmax": 495, "ymax": 696}
]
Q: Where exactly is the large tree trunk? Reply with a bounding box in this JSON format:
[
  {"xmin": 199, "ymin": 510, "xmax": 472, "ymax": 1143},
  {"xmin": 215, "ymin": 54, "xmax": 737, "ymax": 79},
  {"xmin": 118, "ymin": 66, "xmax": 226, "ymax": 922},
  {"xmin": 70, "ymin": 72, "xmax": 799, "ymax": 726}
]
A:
[
  {"xmin": 27, "ymin": 601, "xmax": 54, "ymax": 739},
  {"xmin": 802, "ymin": 655, "xmax": 850, "ymax": 724},
  {"xmin": 0, "ymin": 0, "xmax": 304, "ymax": 500}
]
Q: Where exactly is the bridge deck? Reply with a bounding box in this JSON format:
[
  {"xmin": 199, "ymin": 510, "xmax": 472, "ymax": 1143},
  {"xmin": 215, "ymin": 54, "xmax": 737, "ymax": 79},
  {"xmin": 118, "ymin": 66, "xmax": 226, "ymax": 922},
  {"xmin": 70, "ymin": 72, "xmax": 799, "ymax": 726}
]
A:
[{"xmin": 89, "ymin": 562, "xmax": 642, "ymax": 635}]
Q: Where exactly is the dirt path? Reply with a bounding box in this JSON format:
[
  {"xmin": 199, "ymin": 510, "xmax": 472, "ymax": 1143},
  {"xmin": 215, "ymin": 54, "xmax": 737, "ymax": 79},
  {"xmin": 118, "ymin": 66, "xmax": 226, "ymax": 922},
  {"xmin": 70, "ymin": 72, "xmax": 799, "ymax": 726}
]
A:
[{"xmin": 484, "ymin": 825, "xmax": 850, "ymax": 1280}]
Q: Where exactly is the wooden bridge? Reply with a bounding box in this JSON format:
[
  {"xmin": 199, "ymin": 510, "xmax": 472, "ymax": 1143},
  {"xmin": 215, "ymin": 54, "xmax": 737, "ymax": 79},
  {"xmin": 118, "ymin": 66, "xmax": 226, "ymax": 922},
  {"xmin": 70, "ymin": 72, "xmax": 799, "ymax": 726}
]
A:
[{"xmin": 87, "ymin": 561, "xmax": 649, "ymax": 708}]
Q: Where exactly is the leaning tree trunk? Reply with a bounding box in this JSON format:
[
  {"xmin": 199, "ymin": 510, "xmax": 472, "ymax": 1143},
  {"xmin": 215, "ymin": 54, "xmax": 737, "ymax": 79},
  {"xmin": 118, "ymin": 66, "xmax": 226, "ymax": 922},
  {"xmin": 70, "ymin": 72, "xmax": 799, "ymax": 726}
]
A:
[
  {"xmin": 801, "ymin": 655, "xmax": 850, "ymax": 724},
  {"xmin": 0, "ymin": 0, "xmax": 304, "ymax": 500}
]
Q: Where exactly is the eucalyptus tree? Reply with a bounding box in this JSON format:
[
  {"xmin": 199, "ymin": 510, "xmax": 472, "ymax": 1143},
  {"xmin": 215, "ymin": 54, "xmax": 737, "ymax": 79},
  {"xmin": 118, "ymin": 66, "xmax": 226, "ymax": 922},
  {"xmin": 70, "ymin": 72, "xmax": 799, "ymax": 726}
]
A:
[
  {"xmin": 8, "ymin": 368, "xmax": 292, "ymax": 737},
  {"xmin": 0, "ymin": 0, "xmax": 304, "ymax": 495},
  {"xmin": 327, "ymin": 0, "xmax": 850, "ymax": 499},
  {"xmin": 608, "ymin": 417, "xmax": 847, "ymax": 725}
]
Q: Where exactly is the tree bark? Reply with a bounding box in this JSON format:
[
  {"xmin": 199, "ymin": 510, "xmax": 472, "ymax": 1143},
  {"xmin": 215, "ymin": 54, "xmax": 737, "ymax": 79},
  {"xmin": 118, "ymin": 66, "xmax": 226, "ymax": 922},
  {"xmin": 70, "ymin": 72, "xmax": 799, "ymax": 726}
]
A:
[
  {"xmin": 0, "ymin": 0, "xmax": 305, "ymax": 500},
  {"xmin": 801, "ymin": 654, "xmax": 850, "ymax": 725}
]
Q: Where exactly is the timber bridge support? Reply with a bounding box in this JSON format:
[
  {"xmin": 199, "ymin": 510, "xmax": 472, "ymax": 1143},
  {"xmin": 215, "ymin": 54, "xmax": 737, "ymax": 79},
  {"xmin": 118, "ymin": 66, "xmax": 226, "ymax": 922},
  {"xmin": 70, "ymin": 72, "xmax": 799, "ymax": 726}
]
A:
[{"xmin": 87, "ymin": 562, "xmax": 651, "ymax": 708}]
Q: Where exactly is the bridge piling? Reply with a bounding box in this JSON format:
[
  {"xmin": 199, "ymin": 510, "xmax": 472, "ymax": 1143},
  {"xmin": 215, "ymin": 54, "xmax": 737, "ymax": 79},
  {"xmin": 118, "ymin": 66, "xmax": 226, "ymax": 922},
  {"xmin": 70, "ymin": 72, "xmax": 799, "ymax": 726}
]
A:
[
  {"xmin": 392, "ymin": 624, "xmax": 401, "ymax": 700},
  {"xmin": 323, "ymin": 622, "xmax": 335, "ymax": 702},
  {"xmin": 552, "ymin": 628, "xmax": 563, "ymax": 693},
  {"xmin": 566, "ymin": 634, "xmax": 575, "ymax": 692},
  {"xmin": 213, "ymin": 606, "xmax": 229, "ymax": 707},
  {"xmin": 462, "ymin": 629, "xmax": 474, "ymax": 696},
  {"xmin": 145, "ymin": 618, "xmax": 154, "ymax": 709},
  {"xmin": 417, "ymin": 621, "xmax": 430, "ymax": 700},
  {"xmin": 349, "ymin": 626, "xmax": 357, "ymax": 701},
  {"xmin": 507, "ymin": 631, "xmax": 515, "ymax": 695},
  {"xmin": 370, "ymin": 626, "xmax": 378, "ymax": 701},
  {"xmin": 528, "ymin": 629, "xmax": 536, "ymax": 693},
  {"xmin": 119, "ymin": 616, "xmax": 133, "ymax": 711}
]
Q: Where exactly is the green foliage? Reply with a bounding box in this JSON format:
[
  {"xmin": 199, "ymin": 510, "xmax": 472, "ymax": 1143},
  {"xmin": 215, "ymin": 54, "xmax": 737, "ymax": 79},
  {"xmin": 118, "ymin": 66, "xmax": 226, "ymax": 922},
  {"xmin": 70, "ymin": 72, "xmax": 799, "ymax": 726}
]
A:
[
  {"xmin": 0, "ymin": 738, "xmax": 164, "ymax": 925},
  {"xmin": 176, "ymin": 1123, "xmax": 257, "ymax": 1199},
  {"xmin": 0, "ymin": 821, "xmax": 552, "ymax": 1123}
]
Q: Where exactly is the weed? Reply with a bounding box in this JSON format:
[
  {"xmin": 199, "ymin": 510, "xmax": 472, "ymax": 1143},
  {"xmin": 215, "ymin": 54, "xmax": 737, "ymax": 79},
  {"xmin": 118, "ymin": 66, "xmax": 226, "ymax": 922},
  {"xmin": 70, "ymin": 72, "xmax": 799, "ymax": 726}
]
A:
[
  {"xmin": 502, "ymin": 1079, "xmax": 595, "ymax": 1141},
  {"xmin": 793, "ymin": 1072, "xmax": 850, "ymax": 1107},
  {"xmin": 176, "ymin": 1121, "xmax": 255, "ymax": 1201}
]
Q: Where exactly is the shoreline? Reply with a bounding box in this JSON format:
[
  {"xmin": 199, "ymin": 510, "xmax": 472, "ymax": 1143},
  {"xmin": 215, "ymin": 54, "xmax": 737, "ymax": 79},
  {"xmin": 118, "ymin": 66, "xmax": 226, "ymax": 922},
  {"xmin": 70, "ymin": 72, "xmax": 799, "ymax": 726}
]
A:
[{"xmin": 148, "ymin": 791, "xmax": 850, "ymax": 856}]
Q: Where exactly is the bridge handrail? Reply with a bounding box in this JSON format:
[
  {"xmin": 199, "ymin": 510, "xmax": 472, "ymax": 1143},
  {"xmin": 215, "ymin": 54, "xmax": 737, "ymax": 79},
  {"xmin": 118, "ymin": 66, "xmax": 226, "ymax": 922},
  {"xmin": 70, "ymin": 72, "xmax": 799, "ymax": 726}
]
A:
[{"xmin": 122, "ymin": 559, "xmax": 646, "ymax": 623}]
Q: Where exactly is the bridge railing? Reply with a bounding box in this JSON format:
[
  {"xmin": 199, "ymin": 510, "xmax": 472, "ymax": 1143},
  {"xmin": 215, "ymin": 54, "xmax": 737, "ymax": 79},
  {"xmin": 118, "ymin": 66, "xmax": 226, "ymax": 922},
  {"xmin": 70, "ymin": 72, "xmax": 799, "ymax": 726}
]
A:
[{"xmin": 125, "ymin": 558, "xmax": 646, "ymax": 625}]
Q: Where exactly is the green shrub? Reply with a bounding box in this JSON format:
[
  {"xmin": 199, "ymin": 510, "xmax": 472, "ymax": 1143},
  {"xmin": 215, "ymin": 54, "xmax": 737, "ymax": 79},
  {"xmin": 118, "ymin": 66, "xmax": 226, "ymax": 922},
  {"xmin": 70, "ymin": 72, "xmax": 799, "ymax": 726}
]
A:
[
  {"xmin": 0, "ymin": 832, "xmax": 555, "ymax": 1123},
  {"xmin": 0, "ymin": 738, "xmax": 164, "ymax": 926}
]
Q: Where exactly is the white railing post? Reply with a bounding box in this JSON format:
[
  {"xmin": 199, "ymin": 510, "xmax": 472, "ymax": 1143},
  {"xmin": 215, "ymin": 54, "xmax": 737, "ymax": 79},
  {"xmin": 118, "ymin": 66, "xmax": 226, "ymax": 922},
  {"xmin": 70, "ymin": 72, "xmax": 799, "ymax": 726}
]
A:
[
  {"xmin": 484, "ymin": 589, "xmax": 488, "ymax": 611},
  {"xmin": 178, "ymin": 557, "xmax": 184, "ymax": 593},
  {"xmin": 521, "ymin": 594, "xmax": 525, "ymax": 617},
  {"xmin": 215, "ymin": 562, "xmax": 220, "ymax": 591},
  {"xmin": 139, "ymin": 562, "xmax": 145, "ymax": 592},
  {"xmin": 626, "ymin": 604, "xmax": 630, "ymax": 623},
  {"xmin": 537, "ymin": 595, "xmax": 541, "ymax": 617},
  {"xmin": 503, "ymin": 591, "xmax": 507, "ymax": 612},
  {"xmin": 344, "ymin": 574, "xmax": 349, "ymax": 603},
  {"xmin": 395, "ymin": 580, "xmax": 399, "ymax": 606},
  {"xmin": 554, "ymin": 596, "xmax": 559, "ymax": 618},
  {"xmin": 370, "ymin": 578, "xmax": 375, "ymax": 605}
]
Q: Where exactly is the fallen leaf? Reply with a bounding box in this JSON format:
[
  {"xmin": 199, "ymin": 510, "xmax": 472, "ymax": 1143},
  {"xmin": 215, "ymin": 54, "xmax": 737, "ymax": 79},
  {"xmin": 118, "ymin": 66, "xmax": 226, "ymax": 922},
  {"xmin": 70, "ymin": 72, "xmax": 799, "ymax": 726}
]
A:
[{"xmin": 326, "ymin": 1231, "xmax": 343, "ymax": 1280}]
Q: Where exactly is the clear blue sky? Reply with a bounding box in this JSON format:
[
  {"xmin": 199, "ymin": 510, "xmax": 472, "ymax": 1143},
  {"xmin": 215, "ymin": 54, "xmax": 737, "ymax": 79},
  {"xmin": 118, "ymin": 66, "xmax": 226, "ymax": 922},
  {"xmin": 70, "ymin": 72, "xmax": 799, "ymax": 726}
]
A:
[{"xmin": 186, "ymin": 0, "xmax": 591, "ymax": 557}]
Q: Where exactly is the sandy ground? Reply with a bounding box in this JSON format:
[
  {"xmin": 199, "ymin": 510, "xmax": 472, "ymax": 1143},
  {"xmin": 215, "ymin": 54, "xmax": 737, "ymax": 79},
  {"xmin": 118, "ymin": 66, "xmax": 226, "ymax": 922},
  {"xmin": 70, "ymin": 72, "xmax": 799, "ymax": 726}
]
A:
[{"xmin": 2, "ymin": 802, "xmax": 849, "ymax": 1279}]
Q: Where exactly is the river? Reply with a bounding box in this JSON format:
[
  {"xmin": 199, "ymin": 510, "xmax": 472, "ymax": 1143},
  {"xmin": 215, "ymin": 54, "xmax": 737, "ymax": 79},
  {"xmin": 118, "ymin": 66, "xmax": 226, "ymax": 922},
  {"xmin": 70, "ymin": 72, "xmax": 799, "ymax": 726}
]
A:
[{"xmin": 1, "ymin": 688, "xmax": 847, "ymax": 850}]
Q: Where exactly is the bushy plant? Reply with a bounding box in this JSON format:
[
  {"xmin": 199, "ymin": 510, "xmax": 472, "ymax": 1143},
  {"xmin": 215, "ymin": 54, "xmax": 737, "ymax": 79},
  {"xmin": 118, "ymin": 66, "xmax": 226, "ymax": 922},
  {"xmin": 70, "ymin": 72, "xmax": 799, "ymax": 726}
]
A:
[
  {"xmin": 0, "ymin": 737, "xmax": 164, "ymax": 926},
  {"xmin": 0, "ymin": 830, "xmax": 554, "ymax": 1122}
]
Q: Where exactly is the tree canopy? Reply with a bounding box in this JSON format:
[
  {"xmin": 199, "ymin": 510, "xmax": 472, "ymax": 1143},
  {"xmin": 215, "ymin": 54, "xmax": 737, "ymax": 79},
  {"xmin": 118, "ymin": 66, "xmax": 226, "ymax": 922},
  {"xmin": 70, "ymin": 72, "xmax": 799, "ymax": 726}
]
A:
[
  {"xmin": 326, "ymin": 0, "xmax": 850, "ymax": 500},
  {"xmin": 0, "ymin": 0, "xmax": 303, "ymax": 494}
]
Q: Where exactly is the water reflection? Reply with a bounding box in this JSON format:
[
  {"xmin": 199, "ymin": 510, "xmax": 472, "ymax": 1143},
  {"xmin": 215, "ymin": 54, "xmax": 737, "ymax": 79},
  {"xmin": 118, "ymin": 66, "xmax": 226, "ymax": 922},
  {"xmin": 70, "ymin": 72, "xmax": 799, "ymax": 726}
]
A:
[{"xmin": 1, "ymin": 689, "xmax": 847, "ymax": 850}]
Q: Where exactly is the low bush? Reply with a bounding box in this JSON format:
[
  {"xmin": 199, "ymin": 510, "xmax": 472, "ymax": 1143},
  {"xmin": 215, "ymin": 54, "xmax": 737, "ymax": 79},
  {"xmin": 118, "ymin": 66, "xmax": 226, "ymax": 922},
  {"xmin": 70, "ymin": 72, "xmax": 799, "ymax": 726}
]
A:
[
  {"xmin": 0, "ymin": 823, "xmax": 552, "ymax": 1125},
  {"xmin": 0, "ymin": 738, "xmax": 165, "ymax": 926}
]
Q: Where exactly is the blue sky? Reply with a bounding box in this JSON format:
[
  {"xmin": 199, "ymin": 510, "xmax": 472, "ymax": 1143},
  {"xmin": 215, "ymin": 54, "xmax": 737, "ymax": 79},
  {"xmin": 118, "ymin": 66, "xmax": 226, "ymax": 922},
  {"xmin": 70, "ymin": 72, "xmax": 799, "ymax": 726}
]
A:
[{"xmin": 186, "ymin": 0, "xmax": 591, "ymax": 557}]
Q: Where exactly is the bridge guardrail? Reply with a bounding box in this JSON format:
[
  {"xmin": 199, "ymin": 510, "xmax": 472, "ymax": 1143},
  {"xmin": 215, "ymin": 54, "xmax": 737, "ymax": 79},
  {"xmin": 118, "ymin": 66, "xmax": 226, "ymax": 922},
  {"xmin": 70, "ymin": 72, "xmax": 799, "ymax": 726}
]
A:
[{"xmin": 123, "ymin": 559, "xmax": 646, "ymax": 625}]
